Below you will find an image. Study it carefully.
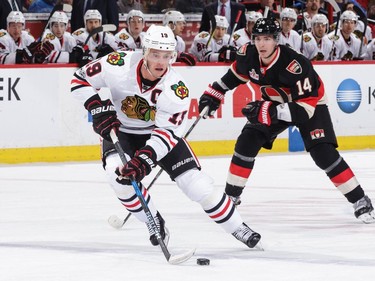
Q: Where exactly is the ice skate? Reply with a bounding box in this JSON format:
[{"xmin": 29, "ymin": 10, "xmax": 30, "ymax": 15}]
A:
[
  {"xmin": 146, "ymin": 212, "xmax": 170, "ymax": 246},
  {"xmin": 353, "ymin": 195, "xmax": 375, "ymax": 224},
  {"xmin": 232, "ymin": 223, "xmax": 261, "ymax": 248}
]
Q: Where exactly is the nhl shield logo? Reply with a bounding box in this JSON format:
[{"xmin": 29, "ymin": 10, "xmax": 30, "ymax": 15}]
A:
[{"xmin": 286, "ymin": 60, "xmax": 302, "ymax": 74}]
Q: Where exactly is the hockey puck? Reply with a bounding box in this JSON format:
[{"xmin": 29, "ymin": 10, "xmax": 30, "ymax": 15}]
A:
[{"xmin": 196, "ymin": 258, "xmax": 210, "ymax": 265}]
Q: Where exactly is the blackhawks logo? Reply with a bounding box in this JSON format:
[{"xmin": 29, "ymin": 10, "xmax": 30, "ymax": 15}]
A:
[
  {"xmin": 121, "ymin": 95, "xmax": 156, "ymax": 121},
  {"xmin": 119, "ymin": 33, "xmax": 129, "ymax": 40},
  {"xmin": 106, "ymin": 52, "xmax": 126, "ymax": 66},
  {"xmin": 45, "ymin": 33, "xmax": 56, "ymax": 40},
  {"xmin": 171, "ymin": 81, "xmax": 189, "ymax": 100}
]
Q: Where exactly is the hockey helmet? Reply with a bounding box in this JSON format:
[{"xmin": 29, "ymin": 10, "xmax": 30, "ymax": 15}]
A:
[
  {"xmin": 49, "ymin": 11, "xmax": 69, "ymax": 28},
  {"xmin": 340, "ymin": 10, "xmax": 358, "ymax": 24},
  {"xmin": 215, "ymin": 15, "xmax": 229, "ymax": 29},
  {"xmin": 162, "ymin": 10, "xmax": 186, "ymax": 26},
  {"xmin": 126, "ymin": 9, "xmax": 144, "ymax": 25},
  {"xmin": 143, "ymin": 24, "xmax": 176, "ymax": 51},
  {"xmin": 280, "ymin": 7, "xmax": 297, "ymax": 21},
  {"xmin": 311, "ymin": 14, "xmax": 328, "ymax": 29},
  {"xmin": 7, "ymin": 11, "xmax": 25, "ymax": 27},
  {"xmin": 246, "ymin": 11, "xmax": 263, "ymax": 23},
  {"xmin": 84, "ymin": 9, "xmax": 102, "ymax": 27},
  {"xmin": 252, "ymin": 18, "xmax": 281, "ymax": 39}
]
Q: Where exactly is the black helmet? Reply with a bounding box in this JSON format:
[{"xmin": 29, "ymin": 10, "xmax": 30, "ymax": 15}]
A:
[{"xmin": 252, "ymin": 18, "xmax": 281, "ymax": 38}]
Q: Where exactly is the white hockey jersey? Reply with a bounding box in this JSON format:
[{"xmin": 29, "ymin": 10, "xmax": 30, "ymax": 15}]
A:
[
  {"xmin": 189, "ymin": 31, "xmax": 230, "ymax": 62},
  {"xmin": 278, "ymin": 30, "xmax": 301, "ymax": 52},
  {"xmin": 175, "ymin": 35, "xmax": 186, "ymax": 52},
  {"xmin": 231, "ymin": 28, "xmax": 251, "ymax": 48},
  {"xmin": 302, "ymin": 32, "xmax": 333, "ymax": 61},
  {"xmin": 115, "ymin": 28, "xmax": 145, "ymax": 50},
  {"xmin": 364, "ymin": 39, "xmax": 375, "ymax": 60},
  {"xmin": 328, "ymin": 30, "xmax": 366, "ymax": 60},
  {"xmin": 72, "ymin": 28, "xmax": 118, "ymax": 59},
  {"xmin": 71, "ymin": 51, "xmax": 191, "ymax": 160},
  {"xmin": 40, "ymin": 29, "xmax": 77, "ymax": 63},
  {"xmin": 0, "ymin": 29, "xmax": 34, "ymax": 64}
]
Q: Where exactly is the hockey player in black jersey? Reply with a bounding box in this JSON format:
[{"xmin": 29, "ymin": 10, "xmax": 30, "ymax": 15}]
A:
[{"xmin": 198, "ymin": 18, "xmax": 375, "ymax": 224}]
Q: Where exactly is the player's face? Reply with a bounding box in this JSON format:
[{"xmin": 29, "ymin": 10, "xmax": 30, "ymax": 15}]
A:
[
  {"xmin": 144, "ymin": 49, "xmax": 174, "ymax": 79},
  {"xmin": 128, "ymin": 16, "xmax": 144, "ymax": 36},
  {"xmin": 306, "ymin": 0, "xmax": 320, "ymax": 11},
  {"xmin": 253, "ymin": 35, "xmax": 278, "ymax": 60},
  {"xmin": 86, "ymin": 19, "xmax": 101, "ymax": 33},
  {"xmin": 51, "ymin": 22, "xmax": 67, "ymax": 38},
  {"xmin": 281, "ymin": 17, "xmax": 296, "ymax": 32},
  {"xmin": 341, "ymin": 19, "xmax": 356, "ymax": 36},
  {"xmin": 213, "ymin": 27, "xmax": 227, "ymax": 40},
  {"xmin": 312, "ymin": 23, "xmax": 326, "ymax": 39},
  {"xmin": 7, "ymin": 22, "xmax": 23, "ymax": 41},
  {"xmin": 173, "ymin": 21, "xmax": 186, "ymax": 36}
]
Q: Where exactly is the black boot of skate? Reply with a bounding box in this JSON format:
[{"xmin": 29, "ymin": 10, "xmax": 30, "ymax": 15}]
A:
[
  {"xmin": 146, "ymin": 212, "xmax": 170, "ymax": 246},
  {"xmin": 232, "ymin": 223, "xmax": 261, "ymax": 248}
]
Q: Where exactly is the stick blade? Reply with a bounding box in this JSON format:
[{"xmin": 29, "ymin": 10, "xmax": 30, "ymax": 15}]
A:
[
  {"xmin": 102, "ymin": 24, "xmax": 117, "ymax": 33},
  {"xmin": 168, "ymin": 248, "xmax": 196, "ymax": 265}
]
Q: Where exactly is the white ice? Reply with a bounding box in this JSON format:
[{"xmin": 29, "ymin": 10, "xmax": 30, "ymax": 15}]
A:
[{"xmin": 1, "ymin": 150, "xmax": 374, "ymax": 281}]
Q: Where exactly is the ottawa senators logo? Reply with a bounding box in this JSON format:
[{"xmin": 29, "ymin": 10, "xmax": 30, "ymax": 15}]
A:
[
  {"xmin": 171, "ymin": 81, "xmax": 189, "ymax": 100},
  {"xmin": 106, "ymin": 52, "xmax": 126, "ymax": 66},
  {"xmin": 286, "ymin": 59, "xmax": 302, "ymax": 74},
  {"xmin": 121, "ymin": 95, "xmax": 156, "ymax": 121},
  {"xmin": 237, "ymin": 44, "xmax": 248, "ymax": 55},
  {"xmin": 119, "ymin": 33, "xmax": 129, "ymax": 40},
  {"xmin": 310, "ymin": 129, "xmax": 325, "ymax": 140}
]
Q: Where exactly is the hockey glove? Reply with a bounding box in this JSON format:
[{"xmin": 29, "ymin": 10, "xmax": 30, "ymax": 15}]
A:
[
  {"xmin": 80, "ymin": 49, "xmax": 94, "ymax": 67},
  {"xmin": 218, "ymin": 45, "xmax": 237, "ymax": 62},
  {"xmin": 96, "ymin": 43, "xmax": 114, "ymax": 58},
  {"xmin": 177, "ymin": 52, "xmax": 197, "ymax": 66},
  {"xmin": 199, "ymin": 84, "xmax": 225, "ymax": 118},
  {"xmin": 242, "ymin": 101, "xmax": 278, "ymax": 126},
  {"xmin": 84, "ymin": 94, "xmax": 121, "ymax": 141},
  {"xmin": 34, "ymin": 41, "xmax": 54, "ymax": 63},
  {"xmin": 117, "ymin": 146, "xmax": 157, "ymax": 183},
  {"xmin": 15, "ymin": 48, "xmax": 33, "ymax": 64},
  {"xmin": 69, "ymin": 45, "xmax": 85, "ymax": 63}
]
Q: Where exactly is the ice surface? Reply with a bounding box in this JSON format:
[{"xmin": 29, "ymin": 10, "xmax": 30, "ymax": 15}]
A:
[{"xmin": 1, "ymin": 151, "xmax": 374, "ymax": 280}]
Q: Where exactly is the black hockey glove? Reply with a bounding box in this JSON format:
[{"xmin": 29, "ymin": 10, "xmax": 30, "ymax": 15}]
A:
[
  {"xmin": 15, "ymin": 48, "xmax": 33, "ymax": 64},
  {"xmin": 117, "ymin": 146, "xmax": 156, "ymax": 183},
  {"xmin": 242, "ymin": 101, "xmax": 278, "ymax": 126},
  {"xmin": 96, "ymin": 43, "xmax": 114, "ymax": 58},
  {"xmin": 218, "ymin": 45, "xmax": 237, "ymax": 62},
  {"xmin": 34, "ymin": 41, "xmax": 54, "ymax": 63},
  {"xmin": 341, "ymin": 51, "xmax": 353, "ymax": 61},
  {"xmin": 177, "ymin": 52, "xmax": 197, "ymax": 66},
  {"xmin": 84, "ymin": 94, "xmax": 121, "ymax": 141},
  {"xmin": 199, "ymin": 84, "xmax": 225, "ymax": 118},
  {"xmin": 69, "ymin": 45, "xmax": 85, "ymax": 63}
]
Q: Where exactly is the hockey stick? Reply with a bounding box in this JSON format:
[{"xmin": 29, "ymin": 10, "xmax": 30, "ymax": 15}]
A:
[
  {"xmin": 37, "ymin": 3, "xmax": 72, "ymax": 43},
  {"xmin": 353, "ymin": 5, "xmax": 368, "ymax": 58},
  {"xmin": 84, "ymin": 24, "xmax": 117, "ymax": 45},
  {"xmin": 206, "ymin": 10, "xmax": 217, "ymax": 49},
  {"xmin": 228, "ymin": 10, "xmax": 243, "ymax": 45},
  {"xmin": 108, "ymin": 106, "xmax": 209, "ymax": 229},
  {"xmin": 324, "ymin": 0, "xmax": 341, "ymax": 60},
  {"xmin": 109, "ymin": 130, "xmax": 195, "ymax": 265}
]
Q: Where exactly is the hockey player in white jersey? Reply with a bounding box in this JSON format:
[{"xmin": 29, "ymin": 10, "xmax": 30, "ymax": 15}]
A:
[
  {"xmin": 33, "ymin": 11, "xmax": 79, "ymax": 64},
  {"xmin": 231, "ymin": 11, "xmax": 262, "ymax": 49},
  {"xmin": 163, "ymin": 10, "xmax": 197, "ymax": 66},
  {"xmin": 328, "ymin": 10, "xmax": 366, "ymax": 60},
  {"xmin": 302, "ymin": 14, "xmax": 333, "ymax": 61},
  {"xmin": 278, "ymin": 7, "xmax": 301, "ymax": 52},
  {"xmin": 189, "ymin": 15, "xmax": 235, "ymax": 62},
  {"xmin": 72, "ymin": 9, "xmax": 118, "ymax": 61},
  {"xmin": 71, "ymin": 24, "xmax": 261, "ymax": 249},
  {"xmin": 115, "ymin": 9, "xmax": 145, "ymax": 50},
  {"xmin": 364, "ymin": 38, "xmax": 375, "ymax": 60},
  {"xmin": 0, "ymin": 11, "xmax": 35, "ymax": 64}
]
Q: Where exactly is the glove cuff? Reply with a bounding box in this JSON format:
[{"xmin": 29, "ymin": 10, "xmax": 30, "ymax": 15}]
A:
[
  {"xmin": 136, "ymin": 145, "xmax": 157, "ymax": 168},
  {"xmin": 84, "ymin": 94, "xmax": 102, "ymax": 110},
  {"xmin": 205, "ymin": 84, "xmax": 225, "ymax": 101}
]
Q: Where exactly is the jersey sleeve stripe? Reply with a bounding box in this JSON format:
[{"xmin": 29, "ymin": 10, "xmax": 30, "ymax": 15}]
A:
[{"xmin": 152, "ymin": 128, "xmax": 178, "ymax": 149}]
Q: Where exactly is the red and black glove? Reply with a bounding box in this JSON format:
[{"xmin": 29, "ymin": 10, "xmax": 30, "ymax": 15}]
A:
[
  {"xmin": 15, "ymin": 48, "xmax": 33, "ymax": 64},
  {"xmin": 84, "ymin": 94, "xmax": 121, "ymax": 141},
  {"xmin": 117, "ymin": 146, "xmax": 156, "ymax": 183},
  {"xmin": 96, "ymin": 43, "xmax": 114, "ymax": 58},
  {"xmin": 177, "ymin": 52, "xmax": 197, "ymax": 66},
  {"xmin": 218, "ymin": 45, "xmax": 237, "ymax": 62},
  {"xmin": 34, "ymin": 41, "xmax": 54, "ymax": 63},
  {"xmin": 241, "ymin": 101, "xmax": 278, "ymax": 126},
  {"xmin": 199, "ymin": 84, "xmax": 225, "ymax": 118}
]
